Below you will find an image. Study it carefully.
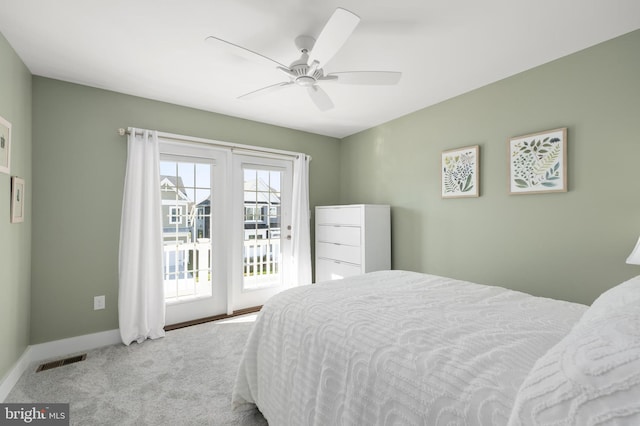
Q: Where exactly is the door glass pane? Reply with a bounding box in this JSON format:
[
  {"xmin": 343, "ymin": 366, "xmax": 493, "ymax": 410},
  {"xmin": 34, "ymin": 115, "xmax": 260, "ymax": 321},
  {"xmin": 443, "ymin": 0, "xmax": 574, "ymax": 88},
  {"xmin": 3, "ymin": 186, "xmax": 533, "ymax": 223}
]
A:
[
  {"xmin": 160, "ymin": 160, "xmax": 213, "ymax": 302},
  {"xmin": 242, "ymin": 167, "xmax": 282, "ymax": 290}
]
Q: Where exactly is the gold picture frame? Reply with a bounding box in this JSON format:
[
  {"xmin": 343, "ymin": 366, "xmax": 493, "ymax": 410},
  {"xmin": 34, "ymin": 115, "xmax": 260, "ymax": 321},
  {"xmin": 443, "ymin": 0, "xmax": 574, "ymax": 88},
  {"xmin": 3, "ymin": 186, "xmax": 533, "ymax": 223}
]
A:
[
  {"xmin": 441, "ymin": 145, "xmax": 480, "ymax": 198},
  {"xmin": 0, "ymin": 115, "xmax": 11, "ymax": 175},
  {"xmin": 11, "ymin": 176, "xmax": 25, "ymax": 223},
  {"xmin": 508, "ymin": 128, "xmax": 567, "ymax": 195}
]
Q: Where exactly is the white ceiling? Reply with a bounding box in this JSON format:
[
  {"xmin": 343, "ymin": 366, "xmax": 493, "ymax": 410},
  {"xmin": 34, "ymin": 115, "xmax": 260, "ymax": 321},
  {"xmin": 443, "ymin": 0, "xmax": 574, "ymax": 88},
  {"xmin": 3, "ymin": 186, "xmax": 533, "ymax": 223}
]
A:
[{"xmin": 1, "ymin": 1, "xmax": 639, "ymax": 138}]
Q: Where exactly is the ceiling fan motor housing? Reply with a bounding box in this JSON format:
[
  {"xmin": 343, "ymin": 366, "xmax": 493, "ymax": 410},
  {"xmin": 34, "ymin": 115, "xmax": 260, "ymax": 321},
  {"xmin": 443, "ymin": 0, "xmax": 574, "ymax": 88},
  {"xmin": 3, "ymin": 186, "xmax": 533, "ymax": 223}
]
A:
[
  {"xmin": 290, "ymin": 51, "xmax": 324, "ymax": 86},
  {"xmin": 295, "ymin": 75, "xmax": 316, "ymax": 87}
]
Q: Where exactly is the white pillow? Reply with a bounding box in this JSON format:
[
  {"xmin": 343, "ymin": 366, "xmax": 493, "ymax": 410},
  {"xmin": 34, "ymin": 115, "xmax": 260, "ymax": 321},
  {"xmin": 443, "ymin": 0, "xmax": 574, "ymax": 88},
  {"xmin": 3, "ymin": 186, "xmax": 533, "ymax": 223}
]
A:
[
  {"xmin": 507, "ymin": 302, "xmax": 640, "ymax": 426},
  {"xmin": 579, "ymin": 275, "xmax": 640, "ymax": 324}
]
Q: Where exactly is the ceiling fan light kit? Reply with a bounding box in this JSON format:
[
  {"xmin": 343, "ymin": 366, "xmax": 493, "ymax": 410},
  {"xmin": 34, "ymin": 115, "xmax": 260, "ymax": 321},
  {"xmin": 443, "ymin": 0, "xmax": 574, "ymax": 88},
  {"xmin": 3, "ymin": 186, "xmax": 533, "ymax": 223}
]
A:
[{"xmin": 206, "ymin": 7, "xmax": 402, "ymax": 111}]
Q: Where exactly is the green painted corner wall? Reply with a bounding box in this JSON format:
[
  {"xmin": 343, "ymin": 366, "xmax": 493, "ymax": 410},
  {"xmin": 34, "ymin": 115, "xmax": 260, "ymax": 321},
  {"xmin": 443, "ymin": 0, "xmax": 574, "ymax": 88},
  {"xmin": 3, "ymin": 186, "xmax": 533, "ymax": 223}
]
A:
[
  {"xmin": 30, "ymin": 78, "xmax": 340, "ymax": 344},
  {"xmin": 0, "ymin": 33, "xmax": 32, "ymax": 378},
  {"xmin": 339, "ymin": 30, "xmax": 640, "ymax": 305}
]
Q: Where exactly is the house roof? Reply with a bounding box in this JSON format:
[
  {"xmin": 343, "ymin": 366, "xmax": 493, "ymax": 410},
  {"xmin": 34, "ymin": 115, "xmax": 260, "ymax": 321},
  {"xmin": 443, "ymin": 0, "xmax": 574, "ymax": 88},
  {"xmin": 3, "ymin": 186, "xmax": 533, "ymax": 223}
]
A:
[
  {"xmin": 191, "ymin": 178, "xmax": 280, "ymax": 207},
  {"xmin": 244, "ymin": 178, "xmax": 281, "ymax": 205},
  {"xmin": 160, "ymin": 176, "xmax": 190, "ymax": 202}
]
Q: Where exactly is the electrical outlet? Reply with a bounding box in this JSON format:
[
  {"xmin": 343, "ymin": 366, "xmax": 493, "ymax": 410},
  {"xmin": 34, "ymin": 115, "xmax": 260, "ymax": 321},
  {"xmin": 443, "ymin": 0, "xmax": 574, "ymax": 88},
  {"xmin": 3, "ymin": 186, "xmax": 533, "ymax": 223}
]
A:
[{"xmin": 94, "ymin": 295, "xmax": 105, "ymax": 310}]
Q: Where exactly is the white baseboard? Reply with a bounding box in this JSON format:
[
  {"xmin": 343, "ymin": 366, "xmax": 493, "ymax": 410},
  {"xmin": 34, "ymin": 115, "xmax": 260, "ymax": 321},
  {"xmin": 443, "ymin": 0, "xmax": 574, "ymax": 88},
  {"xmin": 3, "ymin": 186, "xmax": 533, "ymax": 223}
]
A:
[
  {"xmin": 0, "ymin": 329, "xmax": 120, "ymax": 402},
  {"xmin": 0, "ymin": 347, "xmax": 33, "ymax": 402},
  {"xmin": 28, "ymin": 329, "xmax": 121, "ymax": 363}
]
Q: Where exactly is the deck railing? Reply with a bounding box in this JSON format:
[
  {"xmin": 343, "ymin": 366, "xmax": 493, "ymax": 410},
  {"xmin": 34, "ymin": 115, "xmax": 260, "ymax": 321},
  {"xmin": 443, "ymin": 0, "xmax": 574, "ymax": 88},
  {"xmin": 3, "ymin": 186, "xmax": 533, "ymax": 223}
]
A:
[
  {"xmin": 162, "ymin": 238, "xmax": 281, "ymax": 299},
  {"xmin": 243, "ymin": 238, "xmax": 281, "ymax": 277}
]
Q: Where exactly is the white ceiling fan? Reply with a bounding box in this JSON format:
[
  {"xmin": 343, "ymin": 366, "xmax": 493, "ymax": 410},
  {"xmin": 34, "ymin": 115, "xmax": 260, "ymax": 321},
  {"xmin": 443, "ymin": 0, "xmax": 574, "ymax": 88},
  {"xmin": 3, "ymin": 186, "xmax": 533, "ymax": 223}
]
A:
[{"xmin": 206, "ymin": 8, "xmax": 402, "ymax": 111}]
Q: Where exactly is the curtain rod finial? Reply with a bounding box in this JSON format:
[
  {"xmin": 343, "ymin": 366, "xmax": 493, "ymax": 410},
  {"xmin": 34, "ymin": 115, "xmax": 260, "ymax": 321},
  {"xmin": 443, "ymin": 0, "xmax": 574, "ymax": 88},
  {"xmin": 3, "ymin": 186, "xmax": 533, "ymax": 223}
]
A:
[{"xmin": 118, "ymin": 128, "xmax": 126, "ymax": 136}]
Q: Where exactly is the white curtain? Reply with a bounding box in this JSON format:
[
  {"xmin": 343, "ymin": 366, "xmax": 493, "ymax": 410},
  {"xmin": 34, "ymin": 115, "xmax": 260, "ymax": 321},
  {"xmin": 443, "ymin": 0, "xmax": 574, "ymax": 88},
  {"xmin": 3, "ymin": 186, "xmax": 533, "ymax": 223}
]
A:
[
  {"xmin": 118, "ymin": 128, "xmax": 165, "ymax": 345},
  {"xmin": 291, "ymin": 154, "xmax": 312, "ymax": 286}
]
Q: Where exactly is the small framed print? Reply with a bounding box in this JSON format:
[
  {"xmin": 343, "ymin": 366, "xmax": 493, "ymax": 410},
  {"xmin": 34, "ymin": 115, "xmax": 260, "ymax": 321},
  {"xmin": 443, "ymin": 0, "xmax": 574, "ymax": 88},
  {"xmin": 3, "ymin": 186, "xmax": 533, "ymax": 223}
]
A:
[
  {"xmin": 11, "ymin": 176, "xmax": 25, "ymax": 223},
  {"xmin": 441, "ymin": 145, "xmax": 479, "ymax": 198},
  {"xmin": 0, "ymin": 115, "xmax": 11, "ymax": 174},
  {"xmin": 508, "ymin": 128, "xmax": 567, "ymax": 194}
]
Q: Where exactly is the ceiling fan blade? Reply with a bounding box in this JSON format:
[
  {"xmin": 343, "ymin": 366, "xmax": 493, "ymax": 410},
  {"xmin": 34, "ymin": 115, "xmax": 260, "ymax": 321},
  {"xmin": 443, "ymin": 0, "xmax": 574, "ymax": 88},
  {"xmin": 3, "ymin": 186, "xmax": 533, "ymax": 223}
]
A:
[
  {"xmin": 205, "ymin": 36, "xmax": 288, "ymax": 69},
  {"xmin": 308, "ymin": 8, "xmax": 360, "ymax": 67},
  {"xmin": 325, "ymin": 71, "xmax": 402, "ymax": 85},
  {"xmin": 238, "ymin": 81, "xmax": 294, "ymax": 100},
  {"xmin": 306, "ymin": 85, "xmax": 334, "ymax": 111}
]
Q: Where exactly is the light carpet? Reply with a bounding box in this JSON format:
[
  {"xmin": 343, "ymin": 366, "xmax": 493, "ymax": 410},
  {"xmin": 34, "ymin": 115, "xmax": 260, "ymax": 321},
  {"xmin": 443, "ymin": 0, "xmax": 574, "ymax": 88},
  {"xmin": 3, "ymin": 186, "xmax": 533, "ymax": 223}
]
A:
[{"xmin": 6, "ymin": 316, "xmax": 267, "ymax": 425}]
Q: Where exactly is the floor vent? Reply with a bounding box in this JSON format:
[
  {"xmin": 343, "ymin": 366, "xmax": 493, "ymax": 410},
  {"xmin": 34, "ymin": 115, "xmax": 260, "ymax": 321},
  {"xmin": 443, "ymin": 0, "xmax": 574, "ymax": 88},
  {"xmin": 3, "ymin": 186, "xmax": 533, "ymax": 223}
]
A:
[{"xmin": 36, "ymin": 354, "xmax": 87, "ymax": 372}]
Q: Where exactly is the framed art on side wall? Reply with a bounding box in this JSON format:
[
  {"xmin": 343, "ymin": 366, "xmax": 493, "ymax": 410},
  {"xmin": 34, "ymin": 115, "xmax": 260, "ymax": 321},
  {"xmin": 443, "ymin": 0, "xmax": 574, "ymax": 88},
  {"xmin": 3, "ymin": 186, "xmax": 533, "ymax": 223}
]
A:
[
  {"xmin": 441, "ymin": 145, "xmax": 479, "ymax": 198},
  {"xmin": 0, "ymin": 115, "xmax": 11, "ymax": 174},
  {"xmin": 508, "ymin": 128, "xmax": 567, "ymax": 195},
  {"xmin": 11, "ymin": 176, "xmax": 25, "ymax": 223}
]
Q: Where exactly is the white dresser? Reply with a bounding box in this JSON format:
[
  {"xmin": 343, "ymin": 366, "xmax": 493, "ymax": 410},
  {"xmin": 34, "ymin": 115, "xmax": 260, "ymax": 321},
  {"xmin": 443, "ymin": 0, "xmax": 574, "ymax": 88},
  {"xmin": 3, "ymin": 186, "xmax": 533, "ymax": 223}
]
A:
[{"xmin": 315, "ymin": 204, "xmax": 391, "ymax": 282}]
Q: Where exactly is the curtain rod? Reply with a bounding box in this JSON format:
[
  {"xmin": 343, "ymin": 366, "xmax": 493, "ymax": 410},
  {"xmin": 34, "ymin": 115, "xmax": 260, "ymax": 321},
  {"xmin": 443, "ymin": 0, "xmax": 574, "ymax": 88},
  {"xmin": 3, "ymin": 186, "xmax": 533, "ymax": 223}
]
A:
[{"xmin": 117, "ymin": 128, "xmax": 311, "ymax": 161}]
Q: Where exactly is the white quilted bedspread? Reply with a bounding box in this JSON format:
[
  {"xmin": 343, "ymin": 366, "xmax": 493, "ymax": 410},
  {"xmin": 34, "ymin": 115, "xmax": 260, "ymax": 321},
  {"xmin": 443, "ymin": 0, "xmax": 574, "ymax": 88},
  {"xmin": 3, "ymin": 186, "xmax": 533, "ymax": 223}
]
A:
[{"xmin": 232, "ymin": 270, "xmax": 587, "ymax": 426}]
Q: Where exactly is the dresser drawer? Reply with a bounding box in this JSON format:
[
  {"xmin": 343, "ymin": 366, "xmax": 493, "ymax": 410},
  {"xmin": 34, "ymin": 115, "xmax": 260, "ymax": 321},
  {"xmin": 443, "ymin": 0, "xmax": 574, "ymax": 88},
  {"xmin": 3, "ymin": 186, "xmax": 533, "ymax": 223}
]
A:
[
  {"xmin": 316, "ymin": 258, "xmax": 362, "ymax": 282},
  {"xmin": 316, "ymin": 207, "xmax": 361, "ymax": 226},
  {"xmin": 316, "ymin": 225, "xmax": 361, "ymax": 246},
  {"xmin": 316, "ymin": 242, "xmax": 361, "ymax": 265}
]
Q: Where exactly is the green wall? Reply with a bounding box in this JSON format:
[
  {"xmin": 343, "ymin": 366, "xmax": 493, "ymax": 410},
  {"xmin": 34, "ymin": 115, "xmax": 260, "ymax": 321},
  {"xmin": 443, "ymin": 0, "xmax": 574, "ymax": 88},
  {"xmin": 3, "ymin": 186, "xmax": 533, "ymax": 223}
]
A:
[
  {"xmin": 30, "ymin": 78, "xmax": 340, "ymax": 344},
  {"xmin": 339, "ymin": 30, "xmax": 640, "ymax": 305},
  {"xmin": 0, "ymin": 34, "xmax": 32, "ymax": 378},
  {"xmin": 6, "ymin": 27, "xmax": 640, "ymax": 359}
]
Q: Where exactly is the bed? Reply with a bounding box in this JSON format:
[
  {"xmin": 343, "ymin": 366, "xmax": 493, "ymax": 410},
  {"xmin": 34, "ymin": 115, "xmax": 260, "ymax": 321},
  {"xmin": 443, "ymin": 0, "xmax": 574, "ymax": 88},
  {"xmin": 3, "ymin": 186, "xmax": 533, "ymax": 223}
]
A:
[{"xmin": 232, "ymin": 270, "xmax": 640, "ymax": 425}]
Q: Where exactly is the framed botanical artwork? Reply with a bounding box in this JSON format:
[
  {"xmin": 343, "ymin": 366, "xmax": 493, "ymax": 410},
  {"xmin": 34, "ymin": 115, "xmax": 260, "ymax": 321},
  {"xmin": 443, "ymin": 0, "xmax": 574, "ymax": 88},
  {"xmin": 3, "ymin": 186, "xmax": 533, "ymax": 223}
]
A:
[
  {"xmin": 441, "ymin": 145, "xmax": 479, "ymax": 198},
  {"xmin": 508, "ymin": 128, "xmax": 567, "ymax": 195},
  {"xmin": 0, "ymin": 115, "xmax": 11, "ymax": 174},
  {"xmin": 11, "ymin": 176, "xmax": 25, "ymax": 223}
]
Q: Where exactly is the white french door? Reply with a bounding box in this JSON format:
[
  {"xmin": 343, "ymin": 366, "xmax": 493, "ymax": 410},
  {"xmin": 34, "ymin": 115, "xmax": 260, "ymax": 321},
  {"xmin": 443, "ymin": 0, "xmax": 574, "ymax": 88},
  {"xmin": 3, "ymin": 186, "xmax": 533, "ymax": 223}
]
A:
[
  {"xmin": 159, "ymin": 142, "xmax": 230, "ymax": 325},
  {"xmin": 231, "ymin": 155, "xmax": 293, "ymax": 311},
  {"xmin": 159, "ymin": 141, "xmax": 295, "ymax": 324}
]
